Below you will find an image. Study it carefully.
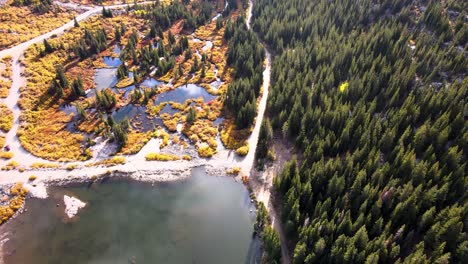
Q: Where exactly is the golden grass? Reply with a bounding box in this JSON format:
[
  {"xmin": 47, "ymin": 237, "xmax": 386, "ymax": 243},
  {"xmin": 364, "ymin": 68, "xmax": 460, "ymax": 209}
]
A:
[
  {"xmin": 120, "ymin": 131, "xmax": 152, "ymax": 154},
  {"xmin": 0, "ymin": 4, "xmax": 77, "ymax": 49},
  {"xmin": 145, "ymin": 152, "xmax": 181, "ymax": 161},
  {"xmin": 18, "ymin": 15, "xmax": 148, "ymax": 161}
]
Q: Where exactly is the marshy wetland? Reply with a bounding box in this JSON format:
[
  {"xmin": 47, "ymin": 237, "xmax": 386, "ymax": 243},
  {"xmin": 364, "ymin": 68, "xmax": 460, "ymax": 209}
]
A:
[{"xmin": 0, "ymin": 0, "xmax": 273, "ymax": 262}]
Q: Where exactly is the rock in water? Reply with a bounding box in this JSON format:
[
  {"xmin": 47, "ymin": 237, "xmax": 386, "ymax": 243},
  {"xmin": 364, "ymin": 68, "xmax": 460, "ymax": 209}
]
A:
[{"xmin": 63, "ymin": 195, "xmax": 86, "ymax": 218}]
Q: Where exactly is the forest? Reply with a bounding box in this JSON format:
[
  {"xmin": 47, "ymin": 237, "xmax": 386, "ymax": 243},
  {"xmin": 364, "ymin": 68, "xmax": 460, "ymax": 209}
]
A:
[
  {"xmin": 224, "ymin": 16, "xmax": 265, "ymax": 129},
  {"xmin": 252, "ymin": 0, "xmax": 467, "ymax": 263}
]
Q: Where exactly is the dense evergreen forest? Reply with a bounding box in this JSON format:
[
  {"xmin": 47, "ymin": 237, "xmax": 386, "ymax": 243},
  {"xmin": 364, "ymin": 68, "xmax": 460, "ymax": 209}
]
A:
[
  {"xmin": 224, "ymin": 16, "xmax": 265, "ymax": 129},
  {"xmin": 252, "ymin": 0, "xmax": 467, "ymax": 263}
]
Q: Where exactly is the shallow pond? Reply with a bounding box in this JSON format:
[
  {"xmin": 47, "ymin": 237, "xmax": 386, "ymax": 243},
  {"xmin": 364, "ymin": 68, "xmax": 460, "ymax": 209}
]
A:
[
  {"xmin": 1, "ymin": 168, "xmax": 261, "ymax": 264},
  {"xmin": 154, "ymin": 84, "xmax": 217, "ymax": 105}
]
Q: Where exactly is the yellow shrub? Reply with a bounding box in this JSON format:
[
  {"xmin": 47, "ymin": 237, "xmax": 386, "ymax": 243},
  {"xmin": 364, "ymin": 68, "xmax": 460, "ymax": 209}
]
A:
[
  {"xmin": 30, "ymin": 162, "xmax": 60, "ymax": 169},
  {"xmin": 197, "ymin": 145, "xmax": 215, "ymax": 158},
  {"xmin": 66, "ymin": 164, "xmax": 77, "ymax": 171},
  {"xmin": 145, "ymin": 152, "xmax": 181, "ymax": 161},
  {"xmin": 0, "ymin": 104, "xmax": 13, "ymax": 132},
  {"xmin": 0, "ymin": 183, "xmax": 27, "ymax": 224},
  {"xmin": 87, "ymin": 156, "xmax": 126, "ymax": 167},
  {"xmin": 227, "ymin": 167, "xmax": 241, "ymax": 175},
  {"xmin": 236, "ymin": 145, "xmax": 249, "ymax": 156},
  {"xmin": 28, "ymin": 175, "xmax": 37, "ymax": 181},
  {"xmin": 0, "ymin": 152, "xmax": 13, "ymax": 160}
]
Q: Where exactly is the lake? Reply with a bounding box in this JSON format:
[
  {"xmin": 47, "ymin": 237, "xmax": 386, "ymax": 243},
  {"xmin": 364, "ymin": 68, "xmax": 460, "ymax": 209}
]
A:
[{"xmin": 0, "ymin": 168, "xmax": 261, "ymax": 264}]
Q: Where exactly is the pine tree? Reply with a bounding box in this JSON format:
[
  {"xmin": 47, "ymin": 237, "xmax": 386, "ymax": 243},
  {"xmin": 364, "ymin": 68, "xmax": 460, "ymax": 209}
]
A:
[
  {"xmin": 74, "ymin": 17, "xmax": 80, "ymax": 28},
  {"xmin": 43, "ymin": 39, "xmax": 54, "ymax": 53}
]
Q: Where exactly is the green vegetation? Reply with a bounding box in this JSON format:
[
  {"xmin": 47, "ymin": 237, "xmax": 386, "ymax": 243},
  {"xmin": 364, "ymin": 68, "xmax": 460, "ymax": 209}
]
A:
[
  {"xmin": 253, "ymin": 0, "xmax": 467, "ymax": 263},
  {"xmin": 224, "ymin": 16, "xmax": 265, "ymax": 129}
]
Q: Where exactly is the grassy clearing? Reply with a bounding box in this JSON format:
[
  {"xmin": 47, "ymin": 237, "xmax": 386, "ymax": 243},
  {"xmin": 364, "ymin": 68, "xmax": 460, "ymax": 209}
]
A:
[
  {"xmin": 19, "ymin": 15, "xmax": 147, "ymax": 160},
  {"xmin": 0, "ymin": 3, "xmax": 77, "ymax": 50}
]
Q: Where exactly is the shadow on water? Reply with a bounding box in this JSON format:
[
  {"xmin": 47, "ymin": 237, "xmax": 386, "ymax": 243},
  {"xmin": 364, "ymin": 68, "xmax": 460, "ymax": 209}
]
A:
[{"xmin": 0, "ymin": 168, "xmax": 261, "ymax": 264}]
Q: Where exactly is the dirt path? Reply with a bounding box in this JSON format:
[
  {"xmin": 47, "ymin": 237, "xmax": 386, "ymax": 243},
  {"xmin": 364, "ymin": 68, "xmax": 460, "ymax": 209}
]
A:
[{"xmin": 246, "ymin": 1, "xmax": 292, "ymax": 263}]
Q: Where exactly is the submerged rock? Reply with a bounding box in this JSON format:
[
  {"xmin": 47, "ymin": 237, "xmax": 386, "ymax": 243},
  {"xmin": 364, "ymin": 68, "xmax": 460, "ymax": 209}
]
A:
[{"xmin": 63, "ymin": 195, "xmax": 86, "ymax": 219}]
